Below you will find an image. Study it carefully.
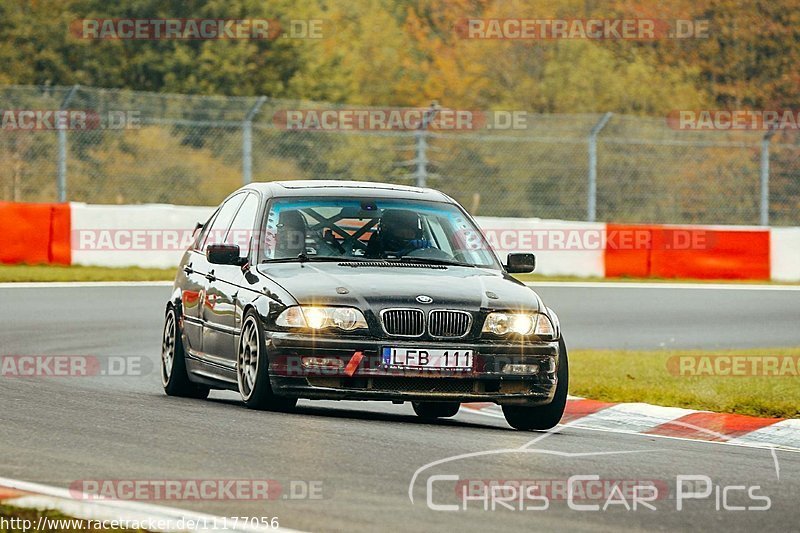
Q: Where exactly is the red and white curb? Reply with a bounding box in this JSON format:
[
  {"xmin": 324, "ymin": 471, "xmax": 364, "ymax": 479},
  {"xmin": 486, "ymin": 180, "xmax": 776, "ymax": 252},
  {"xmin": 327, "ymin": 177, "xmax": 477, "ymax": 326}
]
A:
[
  {"xmin": 0, "ymin": 477, "xmax": 304, "ymax": 533},
  {"xmin": 462, "ymin": 397, "xmax": 800, "ymax": 451}
]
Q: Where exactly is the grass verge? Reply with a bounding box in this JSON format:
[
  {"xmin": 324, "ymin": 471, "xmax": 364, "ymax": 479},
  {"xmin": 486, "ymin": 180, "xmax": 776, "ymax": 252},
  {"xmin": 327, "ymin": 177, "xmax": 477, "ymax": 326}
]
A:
[
  {"xmin": 0, "ymin": 504, "xmax": 146, "ymax": 532},
  {"xmin": 570, "ymin": 347, "xmax": 800, "ymax": 419},
  {"xmin": 0, "ymin": 264, "xmax": 175, "ymax": 283}
]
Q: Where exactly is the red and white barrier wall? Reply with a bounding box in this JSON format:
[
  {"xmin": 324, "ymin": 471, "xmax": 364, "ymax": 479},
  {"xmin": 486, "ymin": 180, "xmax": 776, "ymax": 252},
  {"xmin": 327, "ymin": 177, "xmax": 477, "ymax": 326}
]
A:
[
  {"xmin": 475, "ymin": 216, "xmax": 605, "ymax": 278},
  {"xmin": 70, "ymin": 203, "xmax": 214, "ymax": 268},
  {"xmin": 770, "ymin": 227, "xmax": 800, "ymax": 282},
  {"xmin": 0, "ymin": 202, "xmax": 71, "ymax": 265},
  {"xmin": 0, "ymin": 202, "xmax": 797, "ymax": 281},
  {"xmin": 604, "ymin": 223, "xmax": 772, "ymax": 280}
]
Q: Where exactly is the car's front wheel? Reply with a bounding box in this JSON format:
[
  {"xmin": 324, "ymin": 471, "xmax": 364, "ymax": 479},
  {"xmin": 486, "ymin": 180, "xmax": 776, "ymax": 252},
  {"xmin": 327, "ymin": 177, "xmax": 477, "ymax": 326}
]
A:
[
  {"xmin": 502, "ymin": 337, "xmax": 569, "ymax": 431},
  {"xmin": 161, "ymin": 305, "xmax": 210, "ymax": 399},
  {"xmin": 412, "ymin": 402, "xmax": 461, "ymax": 419},
  {"xmin": 237, "ymin": 310, "xmax": 297, "ymax": 411}
]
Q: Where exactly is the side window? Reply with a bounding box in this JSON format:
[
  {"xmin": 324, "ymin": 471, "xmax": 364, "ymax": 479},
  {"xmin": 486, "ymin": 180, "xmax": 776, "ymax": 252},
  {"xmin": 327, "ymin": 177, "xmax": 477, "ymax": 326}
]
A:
[
  {"xmin": 201, "ymin": 194, "xmax": 245, "ymax": 251},
  {"xmin": 426, "ymin": 216, "xmax": 455, "ymax": 256},
  {"xmin": 194, "ymin": 210, "xmax": 219, "ymax": 250},
  {"xmin": 225, "ymin": 194, "xmax": 260, "ymax": 258}
]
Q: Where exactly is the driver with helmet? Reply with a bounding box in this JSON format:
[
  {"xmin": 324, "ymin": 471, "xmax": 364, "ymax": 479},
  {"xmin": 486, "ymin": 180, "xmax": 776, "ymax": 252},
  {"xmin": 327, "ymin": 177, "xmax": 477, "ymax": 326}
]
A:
[{"xmin": 366, "ymin": 209, "xmax": 431, "ymax": 258}]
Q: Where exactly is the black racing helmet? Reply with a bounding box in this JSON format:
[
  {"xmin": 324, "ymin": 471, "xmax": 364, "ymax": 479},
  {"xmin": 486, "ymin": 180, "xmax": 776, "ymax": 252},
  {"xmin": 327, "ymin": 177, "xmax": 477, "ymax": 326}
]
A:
[
  {"xmin": 378, "ymin": 209, "xmax": 423, "ymax": 251},
  {"xmin": 275, "ymin": 210, "xmax": 307, "ymax": 257}
]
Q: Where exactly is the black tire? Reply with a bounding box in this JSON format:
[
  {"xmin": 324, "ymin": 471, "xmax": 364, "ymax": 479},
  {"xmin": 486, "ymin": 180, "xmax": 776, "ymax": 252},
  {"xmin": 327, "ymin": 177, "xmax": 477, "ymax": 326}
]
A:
[
  {"xmin": 502, "ymin": 337, "xmax": 569, "ymax": 431},
  {"xmin": 237, "ymin": 309, "xmax": 297, "ymax": 412},
  {"xmin": 412, "ymin": 401, "xmax": 461, "ymax": 419},
  {"xmin": 161, "ymin": 305, "xmax": 210, "ymax": 399}
]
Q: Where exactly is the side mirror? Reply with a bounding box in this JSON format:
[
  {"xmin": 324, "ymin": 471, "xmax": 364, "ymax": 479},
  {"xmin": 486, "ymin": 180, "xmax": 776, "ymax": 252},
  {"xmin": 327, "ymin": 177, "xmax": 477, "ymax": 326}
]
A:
[
  {"xmin": 207, "ymin": 244, "xmax": 246, "ymax": 266},
  {"xmin": 506, "ymin": 253, "xmax": 535, "ymax": 274}
]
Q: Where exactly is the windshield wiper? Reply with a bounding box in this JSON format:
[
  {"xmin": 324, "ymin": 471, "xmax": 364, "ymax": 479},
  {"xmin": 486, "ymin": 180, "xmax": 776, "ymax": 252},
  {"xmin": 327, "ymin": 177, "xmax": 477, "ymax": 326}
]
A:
[
  {"xmin": 261, "ymin": 255, "xmax": 472, "ymax": 267},
  {"xmin": 396, "ymin": 257, "xmax": 474, "ymax": 268},
  {"xmin": 261, "ymin": 255, "xmax": 347, "ymax": 264}
]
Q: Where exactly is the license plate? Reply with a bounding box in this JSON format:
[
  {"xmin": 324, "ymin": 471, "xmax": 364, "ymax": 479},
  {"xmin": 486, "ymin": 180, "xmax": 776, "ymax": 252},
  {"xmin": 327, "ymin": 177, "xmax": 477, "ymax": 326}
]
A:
[{"xmin": 382, "ymin": 347, "xmax": 473, "ymax": 370}]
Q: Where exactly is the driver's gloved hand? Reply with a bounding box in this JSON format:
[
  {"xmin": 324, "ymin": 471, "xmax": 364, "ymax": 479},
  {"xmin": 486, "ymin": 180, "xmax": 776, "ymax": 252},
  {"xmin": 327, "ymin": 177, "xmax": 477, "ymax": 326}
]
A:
[
  {"xmin": 382, "ymin": 239, "xmax": 432, "ymax": 258},
  {"xmin": 407, "ymin": 239, "xmax": 432, "ymax": 250}
]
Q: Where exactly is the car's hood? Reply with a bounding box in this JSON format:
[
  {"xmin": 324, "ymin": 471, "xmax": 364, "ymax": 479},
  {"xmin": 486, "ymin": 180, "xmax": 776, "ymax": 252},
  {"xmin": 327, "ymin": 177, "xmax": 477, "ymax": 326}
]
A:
[{"xmin": 256, "ymin": 262, "xmax": 540, "ymax": 312}]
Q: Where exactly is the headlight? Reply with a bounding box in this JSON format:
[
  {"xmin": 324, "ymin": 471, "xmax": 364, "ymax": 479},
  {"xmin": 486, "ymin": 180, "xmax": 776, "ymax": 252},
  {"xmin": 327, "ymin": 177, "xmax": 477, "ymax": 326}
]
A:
[
  {"xmin": 482, "ymin": 312, "xmax": 555, "ymax": 337},
  {"xmin": 275, "ymin": 306, "xmax": 368, "ymax": 331}
]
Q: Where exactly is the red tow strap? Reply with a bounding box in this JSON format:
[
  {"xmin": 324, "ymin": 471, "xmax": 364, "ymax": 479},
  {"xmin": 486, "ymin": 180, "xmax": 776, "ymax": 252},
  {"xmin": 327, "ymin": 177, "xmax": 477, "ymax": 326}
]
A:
[{"xmin": 344, "ymin": 351, "xmax": 365, "ymax": 377}]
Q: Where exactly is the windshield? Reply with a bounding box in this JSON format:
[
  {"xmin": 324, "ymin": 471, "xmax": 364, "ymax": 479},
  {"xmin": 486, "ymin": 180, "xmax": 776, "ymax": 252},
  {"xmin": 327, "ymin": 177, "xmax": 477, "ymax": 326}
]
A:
[{"xmin": 260, "ymin": 197, "xmax": 500, "ymax": 269}]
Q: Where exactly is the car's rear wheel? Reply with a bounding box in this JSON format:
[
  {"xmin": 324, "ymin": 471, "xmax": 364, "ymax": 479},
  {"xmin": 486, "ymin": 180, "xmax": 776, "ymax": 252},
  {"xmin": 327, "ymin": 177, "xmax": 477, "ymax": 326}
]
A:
[
  {"xmin": 412, "ymin": 402, "xmax": 461, "ymax": 419},
  {"xmin": 237, "ymin": 310, "xmax": 297, "ymax": 411},
  {"xmin": 502, "ymin": 338, "xmax": 569, "ymax": 431},
  {"xmin": 161, "ymin": 306, "xmax": 210, "ymax": 399}
]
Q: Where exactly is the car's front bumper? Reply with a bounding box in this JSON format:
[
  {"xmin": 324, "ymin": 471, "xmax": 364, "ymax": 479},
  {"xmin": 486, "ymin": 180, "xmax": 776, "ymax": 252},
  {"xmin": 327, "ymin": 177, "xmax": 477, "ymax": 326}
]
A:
[{"xmin": 264, "ymin": 332, "xmax": 561, "ymax": 405}]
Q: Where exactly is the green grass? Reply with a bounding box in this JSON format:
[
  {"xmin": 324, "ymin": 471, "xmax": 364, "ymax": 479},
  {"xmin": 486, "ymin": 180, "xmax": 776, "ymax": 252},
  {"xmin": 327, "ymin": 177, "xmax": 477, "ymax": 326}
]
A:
[
  {"xmin": 0, "ymin": 264, "xmax": 175, "ymax": 282},
  {"xmin": 570, "ymin": 347, "xmax": 800, "ymax": 419},
  {"xmin": 0, "ymin": 504, "xmax": 146, "ymax": 532}
]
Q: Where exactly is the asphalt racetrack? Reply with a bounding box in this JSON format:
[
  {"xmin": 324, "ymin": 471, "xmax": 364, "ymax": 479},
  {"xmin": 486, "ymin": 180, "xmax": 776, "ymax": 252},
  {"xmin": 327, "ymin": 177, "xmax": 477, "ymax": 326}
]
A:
[{"xmin": 0, "ymin": 282, "xmax": 798, "ymax": 532}]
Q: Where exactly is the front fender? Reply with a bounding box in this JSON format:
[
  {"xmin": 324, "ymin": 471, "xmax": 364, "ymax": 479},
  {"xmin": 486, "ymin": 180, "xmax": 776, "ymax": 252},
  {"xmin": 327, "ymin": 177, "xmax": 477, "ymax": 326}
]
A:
[
  {"xmin": 240, "ymin": 291, "xmax": 288, "ymax": 331},
  {"xmin": 168, "ymin": 286, "xmax": 183, "ymax": 313}
]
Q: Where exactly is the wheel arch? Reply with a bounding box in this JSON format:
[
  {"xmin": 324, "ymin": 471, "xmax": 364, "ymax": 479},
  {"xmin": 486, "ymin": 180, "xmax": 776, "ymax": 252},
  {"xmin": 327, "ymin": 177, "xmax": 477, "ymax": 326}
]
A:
[
  {"xmin": 167, "ymin": 287, "xmax": 183, "ymax": 314},
  {"xmin": 242, "ymin": 294, "xmax": 276, "ymax": 326}
]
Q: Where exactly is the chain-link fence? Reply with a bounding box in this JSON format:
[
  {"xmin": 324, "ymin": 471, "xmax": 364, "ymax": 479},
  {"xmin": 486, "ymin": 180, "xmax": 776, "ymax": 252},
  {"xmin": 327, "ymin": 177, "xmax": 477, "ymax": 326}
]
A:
[{"xmin": 1, "ymin": 85, "xmax": 798, "ymax": 225}]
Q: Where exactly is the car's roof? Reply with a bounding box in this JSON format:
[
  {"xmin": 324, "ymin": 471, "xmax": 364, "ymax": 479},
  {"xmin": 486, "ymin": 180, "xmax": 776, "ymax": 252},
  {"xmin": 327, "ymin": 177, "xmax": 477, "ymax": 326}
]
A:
[{"xmin": 243, "ymin": 180, "xmax": 452, "ymax": 202}]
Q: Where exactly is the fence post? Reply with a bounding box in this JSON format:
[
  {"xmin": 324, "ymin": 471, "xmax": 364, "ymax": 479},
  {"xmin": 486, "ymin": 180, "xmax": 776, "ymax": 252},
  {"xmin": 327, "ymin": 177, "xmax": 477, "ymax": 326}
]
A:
[
  {"xmin": 414, "ymin": 129, "xmax": 428, "ymax": 188},
  {"xmin": 760, "ymin": 128, "xmax": 776, "ymax": 226},
  {"xmin": 413, "ymin": 103, "xmax": 441, "ymax": 188},
  {"xmin": 57, "ymin": 84, "xmax": 79, "ymax": 202},
  {"xmin": 242, "ymin": 96, "xmax": 267, "ymax": 185},
  {"xmin": 587, "ymin": 112, "xmax": 613, "ymax": 222}
]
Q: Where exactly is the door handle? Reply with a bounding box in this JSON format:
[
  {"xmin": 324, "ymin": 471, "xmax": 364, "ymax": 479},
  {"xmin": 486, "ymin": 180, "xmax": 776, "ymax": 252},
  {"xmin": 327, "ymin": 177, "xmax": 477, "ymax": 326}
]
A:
[
  {"xmin": 183, "ymin": 265, "xmax": 194, "ymax": 275},
  {"xmin": 205, "ymin": 271, "xmax": 216, "ymax": 282}
]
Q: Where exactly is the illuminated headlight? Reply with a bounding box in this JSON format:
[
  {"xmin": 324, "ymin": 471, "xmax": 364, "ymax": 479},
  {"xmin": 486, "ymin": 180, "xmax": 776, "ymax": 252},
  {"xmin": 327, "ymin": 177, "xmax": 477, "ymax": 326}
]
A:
[
  {"xmin": 275, "ymin": 306, "xmax": 368, "ymax": 331},
  {"xmin": 482, "ymin": 312, "xmax": 555, "ymax": 337}
]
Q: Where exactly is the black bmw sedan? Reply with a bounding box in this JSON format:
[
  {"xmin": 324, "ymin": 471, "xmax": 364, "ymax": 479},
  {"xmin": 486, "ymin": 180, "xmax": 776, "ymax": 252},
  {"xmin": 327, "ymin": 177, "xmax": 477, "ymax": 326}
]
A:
[{"xmin": 161, "ymin": 181, "xmax": 568, "ymax": 430}]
